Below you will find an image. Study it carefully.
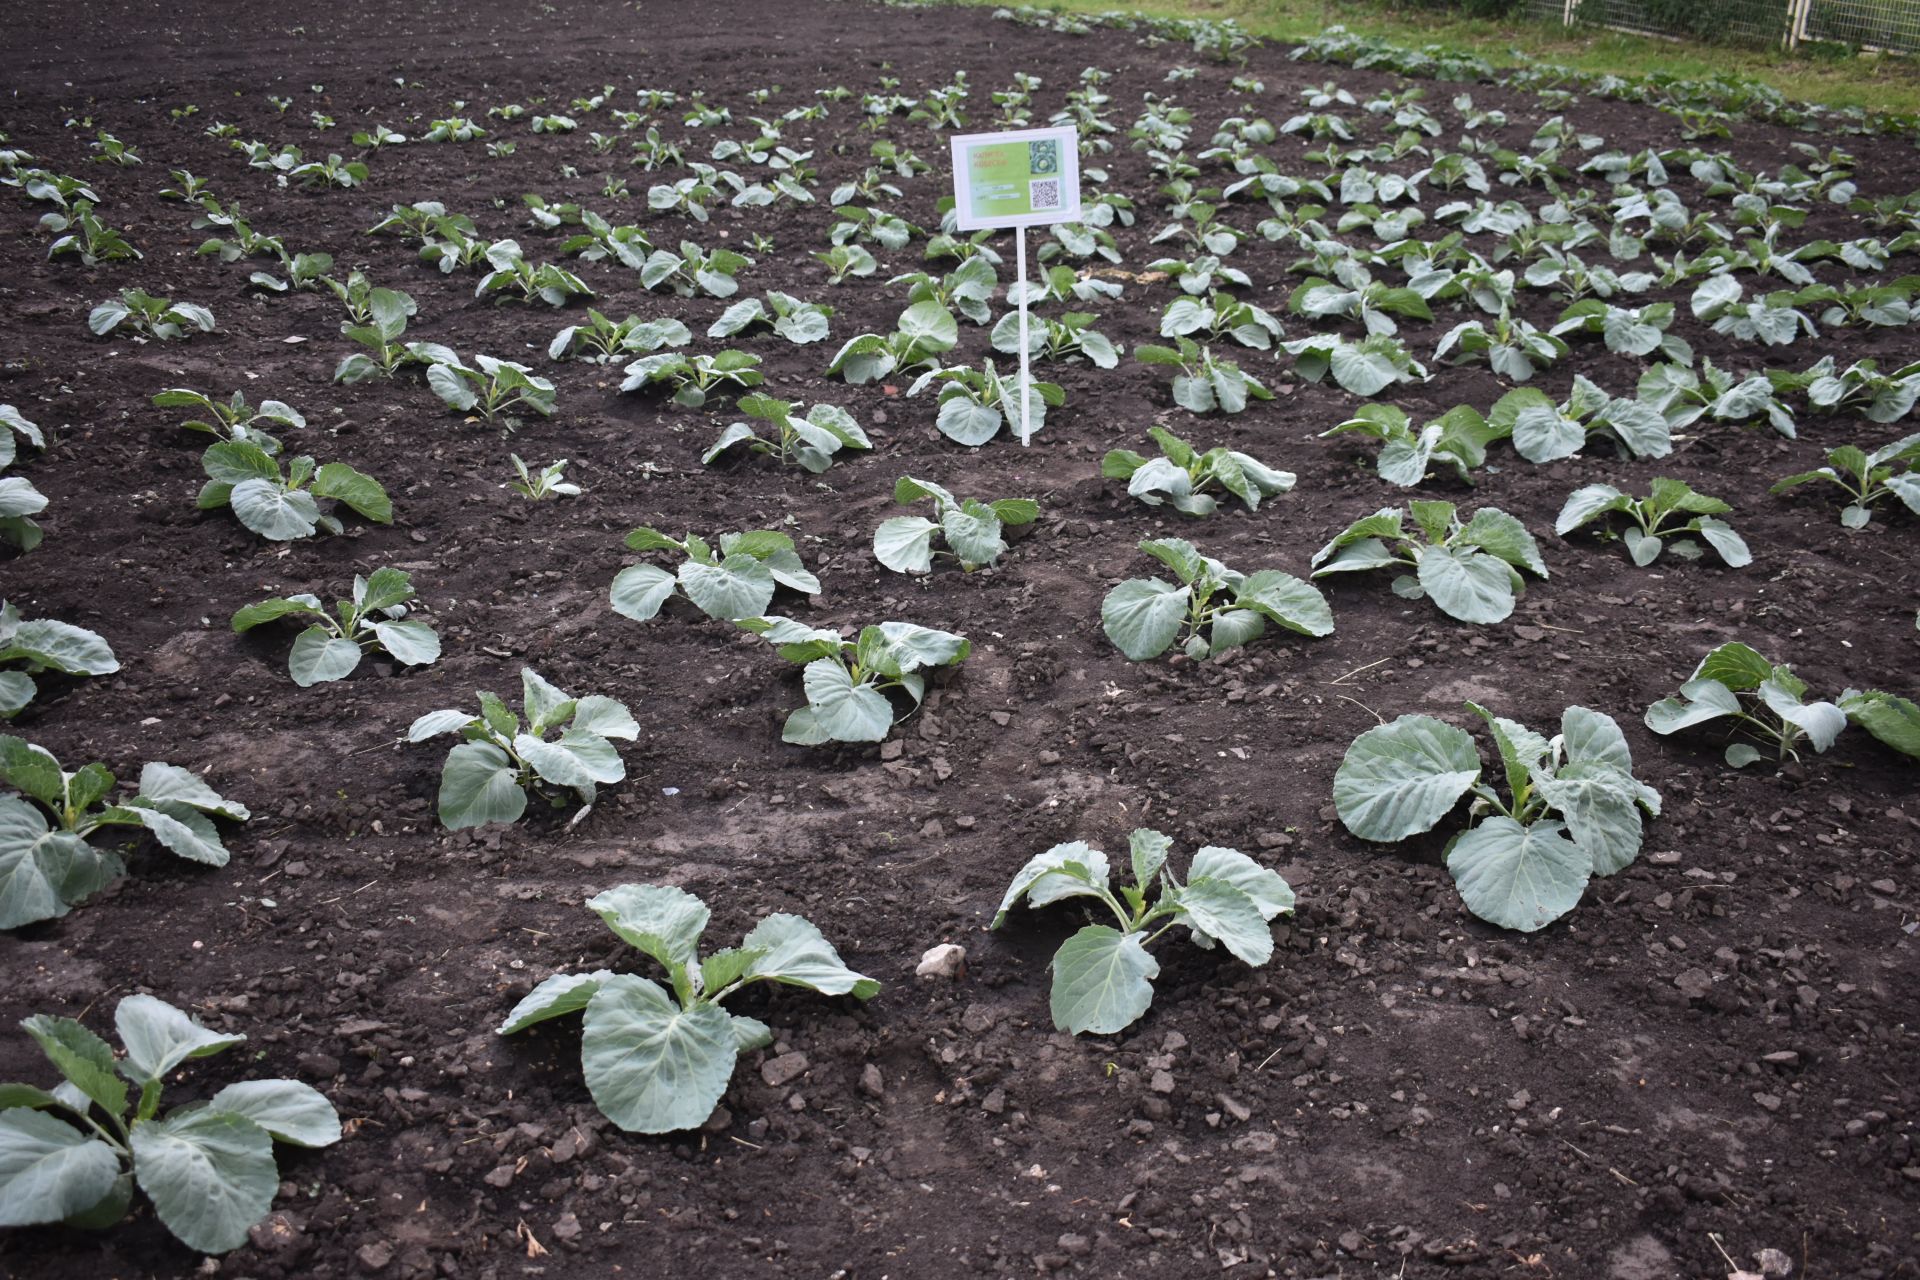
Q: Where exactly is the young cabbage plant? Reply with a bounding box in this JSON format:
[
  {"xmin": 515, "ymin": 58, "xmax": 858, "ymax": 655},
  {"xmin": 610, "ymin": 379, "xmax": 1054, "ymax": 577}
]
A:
[
  {"xmin": 0, "ymin": 993, "xmax": 339, "ymax": 1252},
  {"xmin": 1288, "ymin": 276, "xmax": 1432, "ymax": 336},
  {"xmin": 989, "ymin": 309, "xmax": 1122, "ymax": 368},
  {"xmin": 232, "ymin": 568, "xmax": 440, "ymax": 687},
  {"xmin": 1312, "ymin": 501, "xmax": 1547, "ymax": 625},
  {"xmin": 893, "ymin": 257, "xmax": 999, "ymax": 324},
  {"xmin": 1334, "ymin": 704, "xmax": 1661, "ymax": 932},
  {"xmin": 826, "ymin": 301, "xmax": 959, "ymax": 385},
  {"xmin": 1638, "ymin": 359, "xmax": 1796, "ymax": 439},
  {"xmin": 1321, "ymin": 403, "xmax": 1500, "ymax": 487},
  {"xmin": 1550, "ymin": 299, "xmax": 1692, "ymax": 363},
  {"xmin": 0, "ymin": 405, "xmax": 45, "ymax": 474},
  {"xmin": 1434, "ymin": 309, "xmax": 1567, "ymax": 382},
  {"xmin": 1690, "ymin": 275, "xmax": 1817, "ymax": 346},
  {"xmin": 408, "ymin": 669, "xmax": 638, "ymax": 830},
  {"xmin": 87, "ymin": 291, "xmax": 215, "ymax": 342},
  {"xmin": 874, "ymin": 476, "xmax": 1038, "ymax": 573},
  {"xmin": 151, "ymin": 388, "xmax": 303, "ymax": 455},
  {"xmin": 1492, "ymin": 375, "xmax": 1672, "ymax": 463},
  {"xmin": 1101, "ymin": 426, "xmax": 1294, "ymax": 515},
  {"xmin": 708, "ymin": 292, "xmax": 834, "ymax": 345},
  {"xmin": 1769, "ymin": 357, "xmax": 1920, "ymax": 424},
  {"xmin": 548, "ymin": 313, "xmax": 688, "ymax": 363},
  {"xmin": 0, "ymin": 737, "xmax": 248, "ymax": 928},
  {"xmin": 1281, "ymin": 333, "xmax": 1427, "ymax": 397},
  {"xmin": 702, "ymin": 393, "xmax": 870, "ymax": 473},
  {"xmin": 611, "ymin": 527, "xmax": 820, "ymax": 624},
  {"xmin": 508, "ymin": 455, "xmax": 580, "ymax": 500},
  {"xmin": 1644, "ymin": 641, "xmax": 1919, "ymax": 767},
  {"xmin": 1134, "ymin": 338, "xmax": 1273, "ymax": 415},
  {"xmin": 992, "ymin": 830, "xmax": 1294, "ymax": 1035},
  {"xmin": 1008, "ymin": 263, "xmax": 1123, "ymax": 309},
  {"xmin": 555, "ymin": 208, "xmax": 653, "ymax": 270},
  {"xmin": 907, "ymin": 360, "xmax": 1063, "ymax": 445},
  {"xmin": 641, "ymin": 240, "xmax": 751, "ymax": 299},
  {"xmin": 1159, "ymin": 291, "xmax": 1283, "ymax": 349},
  {"xmin": 497, "ymin": 885, "xmax": 877, "ymax": 1133},
  {"xmin": 0, "ymin": 602, "xmax": 118, "ymax": 718},
  {"xmin": 618, "ymin": 350, "xmax": 763, "ymax": 409},
  {"xmin": 197, "ymin": 441, "xmax": 391, "ymax": 541},
  {"xmin": 44, "ymin": 202, "xmax": 140, "ymax": 265},
  {"xmin": 736, "ymin": 617, "xmax": 970, "ymax": 745},
  {"xmin": 1769, "ymin": 433, "xmax": 1920, "ymax": 528},
  {"xmin": 1102, "ymin": 538, "xmax": 1333, "ymax": 661},
  {"xmin": 473, "ymin": 241, "xmax": 594, "ymax": 307},
  {"xmin": 247, "ymin": 250, "xmax": 333, "ymax": 294},
  {"xmin": 417, "ymin": 352, "xmax": 558, "ymax": 424},
  {"xmin": 813, "ymin": 243, "xmax": 877, "ymax": 284},
  {"xmin": 0, "ymin": 405, "xmax": 47, "ymax": 550},
  {"xmin": 1148, "ymin": 253, "xmax": 1251, "ymax": 296},
  {"xmin": 1557, "ymin": 478, "xmax": 1751, "ymax": 568}
]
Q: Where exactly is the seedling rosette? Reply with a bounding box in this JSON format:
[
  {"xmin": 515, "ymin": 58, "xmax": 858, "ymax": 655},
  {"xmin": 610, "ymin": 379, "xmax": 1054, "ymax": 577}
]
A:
[
  {"xmin": 873, "ymin": 476, "xmax": 1037, "ymax": 573},
  {"xmin": 232, "ymin": 567, "xmax": 440, "ymax": 686},
  {"xmin": 407, "ymin": 669, "xmax": 638, "ymax": 829},
  {"xmin": 1320, "ymin": 404, "xmax": 1501, "ymax": 487},
  {"xmin": 1312, "ymin": 501, "xmax": 1547, "ymax": 625},
  {"xmin": 611, "ymin": 527, "xmax": 820, "ymax": 623},
  {"xmin": 993, "ymin": 829, "xmax": 1295, "ymax": 1034},
  {"xmin": 1769, "ymin": 433, "xmax": 1920, "ymax": 528},
  {"xmin": 906, "ymin": 360, "xmax": 1064, "ymax": 445},
  {"xmin": 1133, "ymin": 338, "xmax": 1272, "ymax": 415},
  {"xmin": 1490, "ymin": 377, "xmax": 1672, "ymax": 463},
  {"xmin": 701, "ymin": 393, "xmax": 869, "ymax": 472},
  {"xmin": 497, "ymin": 885, "xmax": 877, "ymax": 1133},
  {"xmin": 736, "ymin": 617, "xmax": 969, "ymax": 745},
  {"xmin": 1102, "ymin": 426, "xmax": 1294, "ymax": 515},
  {"xmin": 196, "ymin": 441, "xmax": 391, "ymax": 541},
  {"xmin": 1334, "ymin": 705, "xmax": 1662, "ymax": 932},
  {"xmin": 0, "ymin": 994, "xmax": 339, "ymax": 1252},
  {"xmin": 1102, "ymin": 538, "xmax": 1333, "ymax": 661},
  {"xmin": 1556, "ymin": 478, "xmax": 1751, "ymax": 568},
  {"xmin": 0, "ymin": 737, "xmax": 247, "ymax": 928}
]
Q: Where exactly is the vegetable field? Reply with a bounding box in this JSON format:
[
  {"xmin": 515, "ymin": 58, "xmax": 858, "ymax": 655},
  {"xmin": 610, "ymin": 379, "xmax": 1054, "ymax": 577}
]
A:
[{"xmin": 3, "ymin": 0, "xmax": 1917, "ymax": 1275}]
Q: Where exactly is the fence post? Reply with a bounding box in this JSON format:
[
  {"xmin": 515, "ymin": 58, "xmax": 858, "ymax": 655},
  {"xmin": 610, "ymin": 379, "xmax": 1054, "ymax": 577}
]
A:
[
  {"xmin": 1784, "ymin": 0, "xmax": 1813, "ymax": 48},
  {"xmin": 1562, "ymin": 0, "xmax": 1580, "ymax": 30}
]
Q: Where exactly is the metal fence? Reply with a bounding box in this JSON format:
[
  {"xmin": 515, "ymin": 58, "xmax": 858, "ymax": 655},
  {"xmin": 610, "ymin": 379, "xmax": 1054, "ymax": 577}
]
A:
[{"xmin": 1524, "ymin": 0, "xmax": 1920, "ymax": 52}]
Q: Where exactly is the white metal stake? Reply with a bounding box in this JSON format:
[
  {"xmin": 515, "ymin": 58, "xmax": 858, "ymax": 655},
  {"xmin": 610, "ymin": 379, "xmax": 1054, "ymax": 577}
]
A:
[{"xmin": 1016, "ymin": 224, "xmax": 1032, "ymax": 446}]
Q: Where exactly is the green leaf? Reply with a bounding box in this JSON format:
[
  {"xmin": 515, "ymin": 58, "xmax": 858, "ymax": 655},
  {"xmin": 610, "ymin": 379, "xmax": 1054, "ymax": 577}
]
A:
[
  {"xmin": 0, "ymin": 738, "xmax": 64, "ymax": 809},
  {"xmin": 1174, "ymin": 877, "xmax": 1273, "ymax": 965},
  {"xmin": 1510, "ymin": 404, "xmax": 1584, "ymax": 463},
  {"xmin": 437, "ymin": 741, "xmax": 527, "ymax": 830},
  {"xmin": 116, "ymin": 994, "xmax": 245, "ymax": 1084},
  {"xmin": 942, "ymin": 502, "xmax": 1007, "ymax": 567},
  {"xmin": 1840, "ymin": 689, "xmax": 1920, "ymax": 760},
  {"xmin": 0, "ymin": 1109, "xmax": 121, "ymax": 1228},
  {"xmin": 130, "ymin": 1108, "xmax": 277, "ymax": 1254},
  {"xmin": 610, "ymin": 563, "xmax": 679, "ymax": 622},
  {"xmin": 115, "ymin": 801, "xmax": 231, "ymax": 866},
  {"xmin": 1129, "ymin": 828, "xmax": 1171, "ymax": 888},
  {"xmin": 993, "ymin": 841, "xmax": 1113, "ymax": 927},
  {"xmin": 19, "ymin": 1015, "xmax": 126, "ymax": 1120},
  {"xmin": 0, "ymin": 801, "xmax": 120, "ymax": 930},
  {"xmin": 496, "ymin": 970, "xmax": 614, "ymax": 1035},
  {"xmin": 406, "ymin": 709, "xmax": 476, "ymax": 741},
  {"xmin": 1233, "ymin": 571, "xmax": 1335, "ymax": 637},
  {"xmin": 678, "ymin": 555, "xmax": 775, "ymax": 621},
  {"xmin": 569, "ymin": 696, "xmax": 639, "ymax": 741},
  {"xmin": 369, "ymin": 620, "xmax": 439, "ymax": 667},
  {"xmin": 311, "ymin": 463, "xmax": 392, "ymax": 524},
  {"xmin": 228, "ymin": 479, "xmax": 319, "ymax": 541},
  {"xmin": 1534, "ymin": 764, "xmax": 1648, "ymax": 876},
  {"xmin": 1049, "ymin": 926, "xmax": 1158, "ymax": 1035},
  {"xmin": 229, "ymin": 597, "xmax": 321, "ymax": 632},
  {"xmin": 1187, "ymin": 846, "xmax": 1295, "ymax": 920},
  {"xmin": 1416, "ymin": 546, "xmax": 1517, "ymax": 624},
  {"xmin": 1101, "ymin": 580, "xmax": 1190, "ymax": 660},
  {"xmin": 1645, "ymin": 678, "xmax": 1743, "ymax": 736},
  {"xmin": 1447, "ymin": 817, "xmax": 1590, "ymax": 932},
  {"xmin": 738, "ymin": 913, "xmax": 879, "ymax": 998},
  {"xmin": 520, "ymin": 669, "xmax": 574, "ymax": 736},
  {"xmin": 1692, "ymin": 642, "xmax": 1776, "ymax": 692},
  {"xmin": 579, "ymin": 975, "xmax": 736, "ymax": 1134},
  {"xmin": 134, "ymin": 763, "xmax": 248, "ymax": 821},
  {"xmin": 206, "ymin": 1080, "xmax": 341, "ymax": 1148},
  {"xmin": 358, "ymin": 567, "xmax": 414, "ymax": 613},
  {"xmin": 513, "ymin": 735, "xmax": 597, "ymax": 801},
  {"xmin": 1334, "ymin": 714, "xmax": 1481, "ymax": 842},
  {"xmin": 799, "ymin": 660, "xmax": 893, "ymax": 742},
  {"xmin": 1760, "ymin": 680, "xmax": 1847, "ymax": 753},
  {"xmin": 287, "ymin": 627, "xmax": 361, "ymax": 686},
  {"xmin": 587, "ymin": 883, "xmax": 708, "ymax": 975},
  {"xmin": 873, "ymin": 516, "xmax": 940, "ymax": 574},
  {"xmin": 1458, "ymin": 508, "xmax": 1547, "ymax": 577}
]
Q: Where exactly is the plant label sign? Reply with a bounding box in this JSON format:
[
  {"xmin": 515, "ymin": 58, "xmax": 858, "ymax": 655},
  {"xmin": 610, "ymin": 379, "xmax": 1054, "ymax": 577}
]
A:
[{"xmin": 949, "ymin": 126, "xmax": 1081, "ymax": 230}]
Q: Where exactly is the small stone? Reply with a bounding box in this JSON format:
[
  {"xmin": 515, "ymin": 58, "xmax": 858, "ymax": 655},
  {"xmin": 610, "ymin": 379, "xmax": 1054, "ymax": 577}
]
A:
[
  {"xmin": 1255, "ymin": 830, "xmax": 1293, "ymax": 849},
  {"xmin": 916, "ymin": 943, "xmax": 966, "ymax": 979},
  {"xmin": 960, "ymin": 1002, "xmax": 999, "ymax": 1034},
  {"xmin": 483, "ymin": 1164, "xmax": 515, "ymax": 1188},
  {"xmin": 1674, "ymin": 968, "xmax": 1713, "ymax": 1000},
  {"xmin": 1339, "ymin": 1230, "xmax": 1367, "ymax": 1254},
  {"xmin": 859, "ymin": 1064, "xmax": 885, "ymax": 1099},
  {"xmin": 761, "ymin": 1052, "xmax": 809, "ymax": 1088},
  {"xmin": 357, "ymin": 1241, "xmax": 394, "ymax": 1272},
  {"xmin": 1037, "ymin": 750, "xmax": 1060, "ymax": 765},
  {"xmin": 1149, "ymin": 1070, "xmax": 1175, "ymax": 1095},
  {"xmin": 1752, "ymin": 1092, "xmax": 1782, "ymax": 1113},
  {"xmin": 1058, "ymin": 1233, "xmax": 1091, "ymax": 1256},
  {"xmin": 981, "ymin": 1088, "xmax": 1006, "ymax": 1115},
  {"xmin": 1161, "ymin": 1031, "xmax": 1187, "ymax": 1053},
  {"xmin": 551, "ymin": 1213, "xmax": 582, "ymax": 1242},
  {"xmin": 702, "ymin": 1105, "xmax": 733, "ymax": 1132},
  {"xmin": 879, "ymin": 740, "xmax": 904, "ymax": 761},
  {"xmin": 248, "ymin": 1212, "xmax": 304, "ymax": 1254},
  {"xmin": 1217, "ymin": 1094, "xmax": 1251, "ymax": 1123},
  {"xmin": 1869, "ymin": 879, "xmax": 1898, "ymax": 895},
  {"xmin": 1761, "ymin": 1051, "xmax": 1799, "ymax": 1066}
]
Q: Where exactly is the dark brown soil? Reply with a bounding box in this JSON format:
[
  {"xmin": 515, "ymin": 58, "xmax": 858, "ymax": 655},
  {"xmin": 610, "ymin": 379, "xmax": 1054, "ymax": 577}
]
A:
[{"xmin": 1, "ymin": 1, "xmax": 1917, "ymax": 1277}]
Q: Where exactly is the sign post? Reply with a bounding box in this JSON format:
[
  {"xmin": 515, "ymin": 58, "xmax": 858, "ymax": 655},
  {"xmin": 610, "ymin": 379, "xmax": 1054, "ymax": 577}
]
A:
[{"xmin": 948, "ymin": 125, "xmax": 1081, "ymax": 446}]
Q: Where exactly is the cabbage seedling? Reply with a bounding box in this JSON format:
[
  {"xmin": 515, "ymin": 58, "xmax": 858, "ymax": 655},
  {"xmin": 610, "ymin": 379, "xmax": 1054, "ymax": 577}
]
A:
[
  {"xmin": 989, "ymin": 309, "xmax": 1122, "ymax": 368},
  {"xmin": 232, "ymin": 568, "xmax": 440, "ymax": 687},
  {"xmin": 1769, "ymin": 356, "xmax": 1920, "ymax": 424},
  {"xmin": 619, "ymin": 350, "xmax": 762, "ymax": 409},
  {"xmin": 1281, "ymin": 333, "xmax": 1427, "ymax": 397},
  {"xmin": 1288, "ymin": 275, "xmax": 1432, "ymax": 336},
  {"xmin": 44, "ymin": 202, "xmax": 140, "ymax": 265},
  {"xmin": 196, "ymin": 441, "xmax": 391, "ymax": 541},
  {"xmin": 1645, "ymin": 641, "xmax": 1920, "ymax": 767},
  {"xmin": 736, "ymin": 617, "xmax": 970, "ymax": 745},
  {"xmin": 708, "ymin": 292, "xmax": 834, "ymax": 345},
  {"xmin": 1550, "ymin": 299, "xmax": 1691, "ymax": 362},
  {"xmin": 892, "ymin": 258, "xmax": 999, "ymax": 325},
  {"xmin": 640, "ymin": 240, "xmax": 751, "ymax": 298},
  {"xmin": 1102, "ymin": 426, "xmax": 1294, "ymax": 515},
  {"xmin": 1556, "ymin": 479, "xmax": 1751, "ymax": 567},
  {"xmin": 993, "ymin": 830, "xmax": 1294, "ymax": 1034},
  {"xmin": 702, "ymin": 393, "xmax": 870, "ymax": 473},
  {"xmin": 0, "ymin": 602, "xmax": 117, "ymax": 718},
  {"xmin": 508, "ymin": 455, "xmax": 579, "ymax": 500},
  {"xmin": 1491, "ymin": 376, "xmax": 1672, "ymax": 463},
  {"xmin": 815, "ymin": 243, "xmax": 877, "ymax": 284},
  {"xmin": 1313, "ymin": 501, "xmax": 1546, "ymax": 625},
  {"xmin": 1770, "ymin": 433, "xmax": 1920, "ymax": 528},
  {"xmin": 1102, "ymin": 537, "xmax": 1333, "ymax": 661},
  {"xmin": 0, "ymin": 994, "xmax": 339, "ymax": 1252},
  {"xmin": 0, "ymin": 404, "xmax": 45, "ymax": 477},
  {"xmin": 1334, "ymin": 705, "xmax": 1661, "ymax": 932},
  {"xmin": 473, "ymin": 241, "xmax": 593, "ymax": 307},
  {"xmin": 0, "ymin": 737, "xmax": 247, "ymax": 928},
  {"xmin": 611, "ymin": 527, "xmax": 819, "ymax": 623},
  {"xmin": 874, "ymin": 476, "xmax": 1037, "ymax": 573},
  {"xmin": 1134, "ymin": 339, "xmax": 1273, "ymax": 414},
  {"xmin": 1320, "ymin": 403, "xmax": 1500, "ymax": 487},
  {"xmin": 1159, "ymin": 291, "xmax": 1282, "ymax": 349},
  {"xmin": 548, "ymin": 312, "xmax": 688, "ymax": 363},
  {"xmin": 827, "ymin": 302, "xmax": 959, "ymax": 385},
  {"xmin": 1638, "ymin": 358, "xmax": 1796, "ymax": 439},
  {"xmin": 906, "ymin": 359, "xmax": 1063, "ymax": 444},
  {"xmin": 151, "ymin": 388, "xmax": 302, "ymax": 455},
  {"xmin": 87, "ymin": 290, "xmax": 214, "ymax": 342},
  {"xmin": 497, "ymin": 885, "xmax": 876, "ymax": 1133},
  {"xmin": 422, "ymin": 352, "xmax": 558, "ymax": 423},
  {"xmin": 408, "ymin": 669, "xmax": 638, "ymax": 829},
  {"xmin": 1147, "ymin": 253, "xmax": 1250, "ymax": 296},
  {"xmin": 1434, "ymin": 309, "xmax": 1567, "ymax": 382},
  {"xmin": 247, "ymin": 250, "xmax": 332, "ymax": 293},
  {"xmin": 0, "ymin": 476, "xmax": 44, "ymax": 552},
  {"xmin": 555, "ymin": 209, "xmax": 652, "ymax": 269}
]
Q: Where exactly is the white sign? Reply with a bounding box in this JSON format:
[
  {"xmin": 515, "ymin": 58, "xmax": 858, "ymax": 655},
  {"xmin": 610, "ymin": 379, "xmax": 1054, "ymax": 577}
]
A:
[{"xmin": 948, "ymin": 125, "xmax": 1081, "ymax": 231}]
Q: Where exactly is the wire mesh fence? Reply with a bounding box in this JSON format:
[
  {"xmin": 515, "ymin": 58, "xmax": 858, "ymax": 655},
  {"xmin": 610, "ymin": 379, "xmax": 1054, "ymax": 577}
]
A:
[{"xmin": 1520, "ymin": 0, "xmax": 1920, "ymax": 52}]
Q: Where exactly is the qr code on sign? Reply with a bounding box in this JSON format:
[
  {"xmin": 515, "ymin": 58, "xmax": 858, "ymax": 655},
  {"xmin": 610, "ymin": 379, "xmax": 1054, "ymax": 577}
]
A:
[{"xmin": 1029, "ymin": 178, "xmax": 1061, "ymax": 211}]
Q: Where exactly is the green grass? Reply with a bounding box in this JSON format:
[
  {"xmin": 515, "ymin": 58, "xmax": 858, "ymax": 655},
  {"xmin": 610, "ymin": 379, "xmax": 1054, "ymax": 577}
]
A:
[{"xmin": 964, "ymin": 0, "xmax": 1920, "ymax": 116}]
